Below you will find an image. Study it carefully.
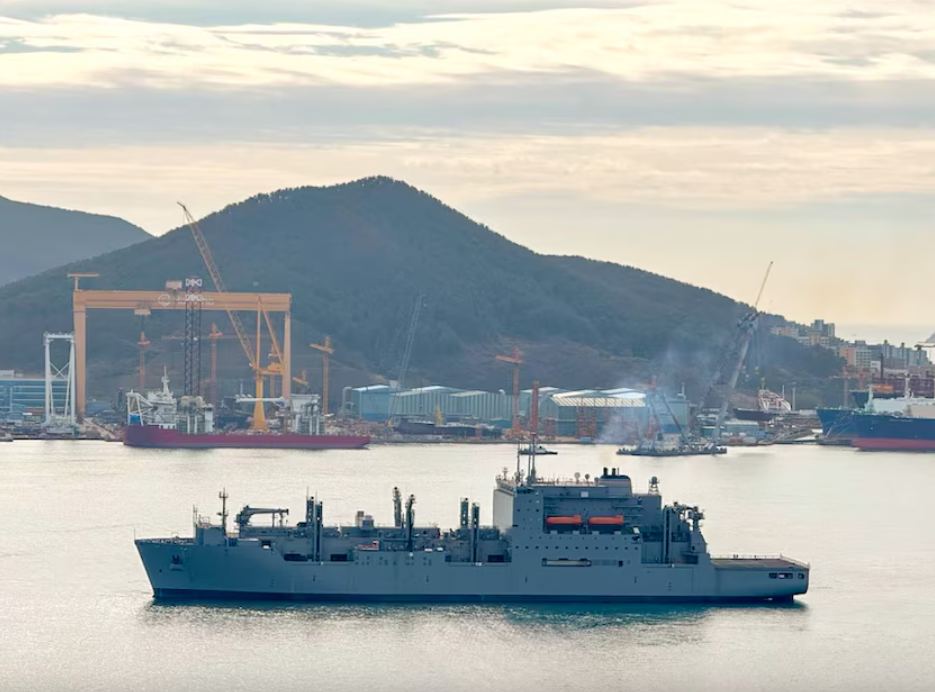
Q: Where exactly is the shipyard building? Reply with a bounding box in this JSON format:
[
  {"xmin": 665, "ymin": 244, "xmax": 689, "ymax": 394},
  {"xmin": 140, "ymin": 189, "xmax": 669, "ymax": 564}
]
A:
[
  {"xmin": 344, "ymin": 384, "xmax": 690, "ymax": 440},
  {"xmin": 0, "ymin": 370, "xmax": 70, "ymax": 423}
]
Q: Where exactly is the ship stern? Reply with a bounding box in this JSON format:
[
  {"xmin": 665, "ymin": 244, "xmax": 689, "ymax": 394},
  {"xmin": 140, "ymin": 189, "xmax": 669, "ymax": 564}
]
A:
[{"xmin": 711, "ymin": 556, "xmax": 809, "ymax": 602}]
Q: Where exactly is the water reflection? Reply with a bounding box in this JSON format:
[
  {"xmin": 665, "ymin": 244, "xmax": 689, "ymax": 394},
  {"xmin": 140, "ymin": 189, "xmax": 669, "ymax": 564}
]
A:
[{"xmin": 140, "ymin": 598, "xmax": 808, "ymax": 642}]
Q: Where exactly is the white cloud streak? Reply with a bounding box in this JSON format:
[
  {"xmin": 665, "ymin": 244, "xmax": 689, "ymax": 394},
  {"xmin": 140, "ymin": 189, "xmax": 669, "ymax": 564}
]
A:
[
  {"xmin": 3, "ymin": 127, "xmax": 934, "ymax": 232},
  {"xmin": 1, "ymin": 2, "xmax": 935, "ymax": 87}
]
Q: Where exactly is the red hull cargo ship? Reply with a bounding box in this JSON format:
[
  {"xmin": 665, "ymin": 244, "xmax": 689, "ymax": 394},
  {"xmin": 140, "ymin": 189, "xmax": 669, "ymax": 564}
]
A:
[
  {"xmin": 124, "ymin": 425, "xmax": 370, "ymax": 450},
  {"xmin": 123, "ymin": 373, "xmax": 369, "ymax": 451}
]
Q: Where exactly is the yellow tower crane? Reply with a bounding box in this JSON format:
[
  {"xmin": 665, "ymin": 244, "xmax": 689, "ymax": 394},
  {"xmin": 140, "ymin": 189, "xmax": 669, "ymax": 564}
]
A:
[
  {"xmin": 178, "ymin": 202, "xmax": 290, "ymax": 431},
  {"xmin": 310, "ymin": 336, "xmax": 334, "ymax": 417}
]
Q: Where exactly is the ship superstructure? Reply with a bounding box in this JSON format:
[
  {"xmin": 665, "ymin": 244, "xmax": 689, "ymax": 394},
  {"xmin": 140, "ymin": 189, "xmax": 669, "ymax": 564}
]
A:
[{"xmin": 136, "ymin": 462, "xmax": 809, "ymax": 602}]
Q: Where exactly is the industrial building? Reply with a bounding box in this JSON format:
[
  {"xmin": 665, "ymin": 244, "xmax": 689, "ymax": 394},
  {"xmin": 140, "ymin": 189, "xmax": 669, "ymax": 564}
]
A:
[
  {"xmin": 0, "ymin": 370, "xmax": 68, "ymax": 421},
  {"xmin": 344, "ymin": 382, "xmax": 691, "ymax": 441}
]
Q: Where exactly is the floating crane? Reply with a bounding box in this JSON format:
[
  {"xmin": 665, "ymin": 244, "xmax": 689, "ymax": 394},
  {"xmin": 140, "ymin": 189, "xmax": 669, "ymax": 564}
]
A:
[
  {"xmin": 710, "ymin": 262, "xmax": 773, "ymax": 443},
  {"xmin": 387, "ymin": 294, "xmax": 425, "ymax": 424},
  {"xmin": 496, "ymin": 348, "xmax": 524, "ymax": 438},
  {"xmin": 178, "ymin": 202, "xmax": 285, "ymax": 430},
  {"xmin": 310, "ymin": 336, "xmax": 334, "ymax": 417}
]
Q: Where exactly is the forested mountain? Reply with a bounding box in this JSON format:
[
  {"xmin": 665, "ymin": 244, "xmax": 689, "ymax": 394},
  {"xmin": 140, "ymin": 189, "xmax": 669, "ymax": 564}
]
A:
[
  {"xmin": 0, "ymin": 194, "xmax": 150, "ymax": 286},
  {"xmin": 0, "ymin": 177, "xmax": 840, "ymax": 401}
]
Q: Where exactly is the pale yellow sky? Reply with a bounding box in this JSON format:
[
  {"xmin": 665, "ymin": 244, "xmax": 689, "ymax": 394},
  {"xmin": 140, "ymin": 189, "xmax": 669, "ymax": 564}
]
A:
[{"xmin": 2, "ymin": 0, "xmax": 934, "ymax": 334}]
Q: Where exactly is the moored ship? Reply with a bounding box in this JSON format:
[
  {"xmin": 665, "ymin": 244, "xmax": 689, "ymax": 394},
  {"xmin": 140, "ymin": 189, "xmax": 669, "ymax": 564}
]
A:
[
  {"xmin": 825, "ymin": 384, "xmax": 935, "ymax": 450},
  {"xmin": 124, "ymin": 373, "xmax": 369, "ymax": 450},
  {"xmin": 817, "ymin": 408, "xmax": 857, "ymax": 445},
  {"xmin": 853, "ymin": 407, "xmax": 935, "ymax": 451},
  {"xmin": 136, "ymin": 463, "xmax": 809, "ymax": 603}
]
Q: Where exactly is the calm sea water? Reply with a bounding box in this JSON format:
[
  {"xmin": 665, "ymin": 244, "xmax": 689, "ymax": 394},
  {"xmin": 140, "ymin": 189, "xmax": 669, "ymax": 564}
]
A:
[{"xmin": 1, "ymin": 441, "xmax": 933, "ymax": 692}]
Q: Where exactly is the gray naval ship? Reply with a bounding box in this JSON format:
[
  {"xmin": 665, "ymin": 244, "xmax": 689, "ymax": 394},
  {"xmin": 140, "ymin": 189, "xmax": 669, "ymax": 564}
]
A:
[{"xmin": 136, "ymin": 465, "xmax": 809, "ymax": 603}]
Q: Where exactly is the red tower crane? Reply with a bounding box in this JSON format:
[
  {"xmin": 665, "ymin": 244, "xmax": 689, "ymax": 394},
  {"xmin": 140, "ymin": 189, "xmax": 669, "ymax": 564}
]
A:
[{"xmin": 495, "ymin": 348, "xmax": 523, "ymax": 438}]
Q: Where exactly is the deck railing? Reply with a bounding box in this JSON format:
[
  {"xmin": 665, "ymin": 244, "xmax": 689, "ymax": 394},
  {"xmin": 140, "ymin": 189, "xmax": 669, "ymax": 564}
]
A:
[{"xmin": 713, "ymin": 553, "xmax": 810, "ymax": 568}]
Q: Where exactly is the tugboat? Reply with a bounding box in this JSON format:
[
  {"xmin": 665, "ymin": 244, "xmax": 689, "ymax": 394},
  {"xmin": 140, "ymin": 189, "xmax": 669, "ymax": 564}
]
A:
[{"xmin": 519, "ymin": 443, "xmax": 557, "ymax": 456}]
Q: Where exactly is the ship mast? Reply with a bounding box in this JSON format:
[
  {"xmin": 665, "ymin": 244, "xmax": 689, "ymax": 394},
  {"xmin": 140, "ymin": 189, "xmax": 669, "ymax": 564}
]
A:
[{"xmin": 218, "ymin": 489, "xmax": 228, "ymax": 536}]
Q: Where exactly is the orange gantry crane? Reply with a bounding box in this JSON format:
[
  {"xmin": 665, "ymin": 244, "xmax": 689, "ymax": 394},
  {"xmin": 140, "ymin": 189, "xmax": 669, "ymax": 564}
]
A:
[
  {"xmin": 68, "ymin": 278, "xmax": 290, "ymax": 422},
  {"xmin": 178, "ymin": 203, "xmax": 290, "ymax": 430},
  {"xmin": 310, "ymin": 336, "xmax": 334, "ymax": 417},
  {"xmin": 495, "ymin": 348, "xmax": 523, "ymax": 437}
]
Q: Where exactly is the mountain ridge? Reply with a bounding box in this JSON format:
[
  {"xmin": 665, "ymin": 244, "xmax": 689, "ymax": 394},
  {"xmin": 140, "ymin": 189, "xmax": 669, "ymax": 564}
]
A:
[
  {"xmin": 0, "ymin": 193, "xmax": 151, "ymax": 286},
  {"xmin": 0, "ymin": 177, "xmax": 841, "ymax": 404}
]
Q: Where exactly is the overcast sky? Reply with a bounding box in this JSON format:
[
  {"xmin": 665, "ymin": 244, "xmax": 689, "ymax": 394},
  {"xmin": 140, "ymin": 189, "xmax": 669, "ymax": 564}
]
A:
[{"xmin": 2, "ymin": 0, "xmax": 934, "ymax": 340}]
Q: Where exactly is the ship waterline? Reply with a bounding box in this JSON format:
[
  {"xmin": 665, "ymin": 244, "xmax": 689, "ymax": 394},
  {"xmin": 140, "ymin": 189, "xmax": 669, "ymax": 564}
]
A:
[
  {"xmin": 124, "ymin": 425, "xmax": 370, "ymax": 450},
  {"xmin": 136, "ymin": 467, "xmax": 809, "ymax": 603}
]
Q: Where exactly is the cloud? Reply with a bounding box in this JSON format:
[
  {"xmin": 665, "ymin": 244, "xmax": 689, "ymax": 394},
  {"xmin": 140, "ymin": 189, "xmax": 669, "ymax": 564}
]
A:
[
  {"xmin": 3, "ymin": 129, "xmax": 934, "ymax": 325},
  {"xmin": 1, "ymin": 2, "xmax": 934, "ymax": 88},
  {"xmin": 3, "ymin": 1, "xmax": 934, "ymax": 329},
  {"xmin": 3, "ymin": 127, "xmax": 934, "ymax": 230}
]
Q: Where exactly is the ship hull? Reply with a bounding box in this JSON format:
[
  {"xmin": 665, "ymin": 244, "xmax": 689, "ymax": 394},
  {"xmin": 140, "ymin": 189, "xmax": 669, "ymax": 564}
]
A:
[
  {"xmin": 853, "ymin": 413, "xmax": 935, "ymax": 451},
  {"xmin": 817, "ymin": 408, "xmax": 857, "ymax": 443},
  {"xmin": 124, "ymin": 425, "xmax": 370, "ymax": 450},
  {"xmin": 149, "ymin": 589, "xmax": 795, "ymax": 604},
  {"xmin": 136, "ymin": 540, "xmax": 807, "ymax": 604}
]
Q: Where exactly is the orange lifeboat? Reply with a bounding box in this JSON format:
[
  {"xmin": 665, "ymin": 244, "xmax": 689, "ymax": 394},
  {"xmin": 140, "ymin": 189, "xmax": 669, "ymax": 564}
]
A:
[
  {"xmin": 588, "ymin": 515, "xmax": 624, "ymax": 526},
  {"xmin": 545, "ymin": 515, "xmax": 583, "ymax": 526}
]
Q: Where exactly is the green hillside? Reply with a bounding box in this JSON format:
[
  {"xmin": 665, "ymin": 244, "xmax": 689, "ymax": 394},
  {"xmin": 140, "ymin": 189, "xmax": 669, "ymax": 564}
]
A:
[
  {"xmin": 0, "ymin": 194, "xmax": 150, "ymax": 286},
  {"xmin": 0, "ymin": 177, "xmax": 840, "ymax": 403}
]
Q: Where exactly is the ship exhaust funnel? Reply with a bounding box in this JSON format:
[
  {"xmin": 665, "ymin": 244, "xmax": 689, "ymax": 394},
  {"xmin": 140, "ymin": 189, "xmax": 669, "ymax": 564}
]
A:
[
  {"xmin": 393, "ymin": 487, "xmax": 403, "ymax": 528},
  {"xmin": 460, "ymin": 499, "xmax": 470, "ymax": 529},
  {"xmin": 405, "ymin": 494, "xmax": 416, "ymax": 551}
]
